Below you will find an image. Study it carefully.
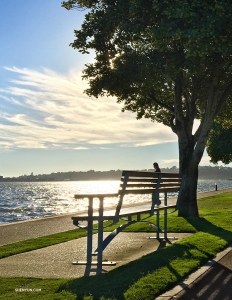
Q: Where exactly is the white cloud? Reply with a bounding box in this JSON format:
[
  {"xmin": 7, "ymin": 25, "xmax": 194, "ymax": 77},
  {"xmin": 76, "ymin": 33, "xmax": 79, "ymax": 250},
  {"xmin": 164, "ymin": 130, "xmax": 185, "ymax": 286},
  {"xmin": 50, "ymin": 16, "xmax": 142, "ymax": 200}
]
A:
[
  {"xmin": 163, "ymin": 158, "xmax": 179, "ymax": 164},
  {"xmin": 74, "ymin": 146, "xmax": 89, "ymax": 150},
  {"xmin": 0, "ymin": 67, "xmax": 177, "ymax": 150}
]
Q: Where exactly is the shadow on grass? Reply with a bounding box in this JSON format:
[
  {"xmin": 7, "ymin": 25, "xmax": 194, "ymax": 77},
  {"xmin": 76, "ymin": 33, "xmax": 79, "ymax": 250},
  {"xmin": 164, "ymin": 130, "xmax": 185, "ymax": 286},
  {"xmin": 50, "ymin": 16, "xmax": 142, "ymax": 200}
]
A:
[
  {"xmin": 58, "ymin": 217, "xmax": 232, "ymax": 300},
  {"xmin": 185, "ymin": 216, "xmax": 232, "ymax": 244}
]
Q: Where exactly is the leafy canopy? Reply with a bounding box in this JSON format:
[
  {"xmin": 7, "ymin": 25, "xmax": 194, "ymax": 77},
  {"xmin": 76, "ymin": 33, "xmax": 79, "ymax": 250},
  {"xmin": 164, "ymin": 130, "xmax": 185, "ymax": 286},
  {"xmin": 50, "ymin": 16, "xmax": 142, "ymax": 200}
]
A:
[
  {"xmin": 62, "ymin": 0, "xmax": 232, "ymax": 131},
  {"xmin": 206, "ymin": 122, "xmax": 232, "ymax": 165}
]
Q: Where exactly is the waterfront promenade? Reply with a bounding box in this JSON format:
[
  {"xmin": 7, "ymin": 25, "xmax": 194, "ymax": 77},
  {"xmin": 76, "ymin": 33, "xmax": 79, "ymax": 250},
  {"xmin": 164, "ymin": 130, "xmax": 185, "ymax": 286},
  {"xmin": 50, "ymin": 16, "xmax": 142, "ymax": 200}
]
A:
[
  {"xmin": 0, "ymin": 188, "xmax": 225, "ymax": 246},
  {"xmin": 1, "ymin": 188, "xmax": 232, "ymax": 298}
]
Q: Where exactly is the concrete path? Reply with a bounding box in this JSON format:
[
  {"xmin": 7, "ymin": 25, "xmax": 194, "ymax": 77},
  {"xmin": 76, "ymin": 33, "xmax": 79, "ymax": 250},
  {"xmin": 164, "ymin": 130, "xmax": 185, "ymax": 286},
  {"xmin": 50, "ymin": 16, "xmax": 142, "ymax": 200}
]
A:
[{"xmin": 0, "ymin": 232, "xmax": 190, "ymax": 278}]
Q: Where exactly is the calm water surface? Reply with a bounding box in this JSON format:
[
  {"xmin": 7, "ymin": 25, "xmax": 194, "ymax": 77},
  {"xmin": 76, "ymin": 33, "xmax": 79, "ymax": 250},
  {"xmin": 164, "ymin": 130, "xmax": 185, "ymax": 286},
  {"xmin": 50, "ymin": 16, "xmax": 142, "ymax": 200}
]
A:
[{"xmin": 0, "ymin": 179, "xmax": 231, "ymax": 224}]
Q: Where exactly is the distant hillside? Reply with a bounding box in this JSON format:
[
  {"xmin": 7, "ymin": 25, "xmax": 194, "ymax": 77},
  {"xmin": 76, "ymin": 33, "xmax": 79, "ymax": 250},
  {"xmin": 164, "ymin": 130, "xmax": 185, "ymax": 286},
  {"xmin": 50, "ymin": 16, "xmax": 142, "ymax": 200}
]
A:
[
  {"xmin": 158, "ymin": 166, "xmax": 232, "ymax": 179},
  {"xmin": 198, "ymin": 166, "xmax": 232, "ymax": 180},
  {"xmin": 1, "ymin": 165, "xmax": 232, "ymax": 182}
]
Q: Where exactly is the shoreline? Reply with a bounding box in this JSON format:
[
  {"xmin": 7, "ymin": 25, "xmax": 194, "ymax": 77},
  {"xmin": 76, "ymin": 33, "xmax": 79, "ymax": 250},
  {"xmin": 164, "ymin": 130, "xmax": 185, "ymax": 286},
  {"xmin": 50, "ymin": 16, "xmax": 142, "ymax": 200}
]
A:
[
  {"xmin": 1, "ymin": 186, "xmax": 232, "ymax": 226},
  {"xmin": 1, "ymin": 187, "xmax": 232, "ymax": 247},
  {"xmin": 1, "ymin": 179, "xmax": 231, "ymax": 226}
]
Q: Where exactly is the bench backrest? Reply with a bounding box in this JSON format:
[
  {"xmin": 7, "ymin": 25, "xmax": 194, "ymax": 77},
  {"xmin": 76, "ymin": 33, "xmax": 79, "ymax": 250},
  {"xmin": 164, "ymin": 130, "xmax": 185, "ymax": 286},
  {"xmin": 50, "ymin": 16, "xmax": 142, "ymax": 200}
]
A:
[
  {"xmin": 114, "ymin": 170, "xmax": 182, "ymax": 219},
  {"xmin": 119, "ymin": 170, "xmax": 182, "ymax": 195}
]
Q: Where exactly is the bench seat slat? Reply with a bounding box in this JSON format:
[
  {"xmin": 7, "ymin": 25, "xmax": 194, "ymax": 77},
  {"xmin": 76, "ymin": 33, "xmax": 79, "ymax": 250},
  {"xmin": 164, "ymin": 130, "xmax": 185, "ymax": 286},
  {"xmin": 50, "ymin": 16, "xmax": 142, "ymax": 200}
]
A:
[
  {"xmin": 122, "ymin": 170, "xmax": 182, "ymax": 178},
  {"xmin": 72, "ymin": 215, "xmax": 115, "ymax": 221},
  {"xmin": 119, "ymin": 187, "xmax": 180, "ymax": 194},
  {"xmin": 160, "ymin": 178, "xmax": 182, "ymax": 182},
  {"xmin": 121, "ymin": 178, "xmax": 159, "ymax": 183},
  {"xmin": 74, "ymin": 193, "xmax": 118, "ymax": 199},
  {"xmin": 119, "ymin": 204, "xmax": 176, "ymax": 216},
  {"xmin": 159, "ymin": 187, "xmax": 181, "ymax": 193},
  {"xmin": 71, "ymin": 204, "xmax": 177, "ymax": 221},
  {"xmin": 120, "ymin": 183, "xmax": 181, "ymax": 188},
  {"xmin": 122, "ymin": 178, "xmax": 182, "ymax": 183}
]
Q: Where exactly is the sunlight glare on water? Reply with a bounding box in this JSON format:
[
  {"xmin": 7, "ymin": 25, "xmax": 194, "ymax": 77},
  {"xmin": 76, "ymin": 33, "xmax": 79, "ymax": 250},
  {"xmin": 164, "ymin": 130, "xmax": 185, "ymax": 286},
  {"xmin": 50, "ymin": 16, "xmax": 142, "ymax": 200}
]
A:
[
  {"xmin": 0, "ymin": 179, "xmax": 231, "ymax": 224},
  {"xmin": 73, "ymin": 180, "xmax": 120, "ymax": 211},
  {"xmin": 0, "ymin": 181, "xmax": 121, "ymax": 224}
]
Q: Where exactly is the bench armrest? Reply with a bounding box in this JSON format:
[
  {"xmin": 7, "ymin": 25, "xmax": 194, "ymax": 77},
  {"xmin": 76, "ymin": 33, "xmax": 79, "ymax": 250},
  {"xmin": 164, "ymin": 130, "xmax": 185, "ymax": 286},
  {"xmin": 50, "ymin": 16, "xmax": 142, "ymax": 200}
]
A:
[{"xmin": 74, "ymin": 193, "xmax": 119, "ymax": 199}]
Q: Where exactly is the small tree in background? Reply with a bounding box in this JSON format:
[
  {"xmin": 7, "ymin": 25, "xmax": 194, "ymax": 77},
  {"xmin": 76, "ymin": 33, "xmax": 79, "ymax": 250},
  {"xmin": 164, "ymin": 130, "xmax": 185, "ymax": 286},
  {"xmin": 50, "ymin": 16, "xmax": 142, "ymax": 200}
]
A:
[
  {"xmin": 206, "ymin": 122, "xmax": 232, "ymax": 165},
  {"xmin": 62, "ymin": 0, "xmax": 232, "ymax": 217}
]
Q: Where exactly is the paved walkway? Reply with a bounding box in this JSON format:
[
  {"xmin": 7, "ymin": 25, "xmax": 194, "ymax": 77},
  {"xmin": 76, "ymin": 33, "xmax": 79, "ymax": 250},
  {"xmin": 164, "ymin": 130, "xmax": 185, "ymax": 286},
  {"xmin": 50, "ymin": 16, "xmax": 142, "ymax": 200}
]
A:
[
  {"xmin": 0, "ymin": 231, "xmax": 190, "ymax": 278},
  {"xmin": 1, "ymin": 187, "xmax": 232, "ymax": 297}
]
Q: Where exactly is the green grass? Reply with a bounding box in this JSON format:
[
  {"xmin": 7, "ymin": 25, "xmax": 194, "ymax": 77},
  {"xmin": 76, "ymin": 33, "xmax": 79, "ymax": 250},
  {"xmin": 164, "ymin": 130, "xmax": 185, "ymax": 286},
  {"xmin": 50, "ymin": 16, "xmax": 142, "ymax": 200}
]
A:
[{"xmin": 1, "ymin": 192, "xmax": 232, "ymax": 299}]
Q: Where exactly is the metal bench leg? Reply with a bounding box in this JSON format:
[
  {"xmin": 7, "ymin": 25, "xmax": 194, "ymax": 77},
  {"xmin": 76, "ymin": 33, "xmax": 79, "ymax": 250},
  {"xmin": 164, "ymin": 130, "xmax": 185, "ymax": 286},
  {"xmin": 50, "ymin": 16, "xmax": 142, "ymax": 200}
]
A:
[
  {"xmin": 97, "ymin": 219, "xmax": 103, "ymax": 274},
  {"xmin": 87, "ymin": 220, "xmax": 93, "ymax": 265},
  {"xmin": 97, "ymin": 197, "xmax": 103, "ymax": 274},
  {"xmin": 160, "ymin": 193, "xmax": 177, "ymax": 241},
  {"xmin": 164, "ymin": 193, "xmax": 168, "ymax": 240},
  {"xmin": 73, "ymin": 196, "xmax": 94, "ymax": 266},
  {"xmin": 95, "ymin": 196, "xmax": 116, "ymax": 272},
  {"xmin": 156, "ymin": 209, "xmax": 160, "ymax": 239},
  {"xmin": 72, "ymin": 195, "xmax": 117, "ymax": 272},
  {"xmin": 163, "ymin": 193, "xmax": 178, "ymax": 241},
  {"xmin": 72, "ymin": 219, "xmax": 94, "ymax": 266}
]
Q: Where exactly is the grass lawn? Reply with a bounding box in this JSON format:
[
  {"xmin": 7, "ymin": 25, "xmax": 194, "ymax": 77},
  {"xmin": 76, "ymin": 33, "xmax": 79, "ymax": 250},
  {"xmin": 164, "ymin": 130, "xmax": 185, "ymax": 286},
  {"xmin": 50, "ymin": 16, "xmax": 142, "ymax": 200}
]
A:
[{"xmin": 1, "ymin": 192, "xmax": 232, "ymax": 299}]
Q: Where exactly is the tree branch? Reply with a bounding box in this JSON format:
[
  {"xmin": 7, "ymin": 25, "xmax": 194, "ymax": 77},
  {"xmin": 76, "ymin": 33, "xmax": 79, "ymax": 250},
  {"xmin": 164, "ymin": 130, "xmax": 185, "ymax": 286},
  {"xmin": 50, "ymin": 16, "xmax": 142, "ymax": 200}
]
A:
[
  {"xmin": 181, "ymin": 76, "xmax": 198, "ymax": 120},
  {"xmin": 147, "ymin": 93, "xmax": 175, "ymax": 114},
  {"xmin": 174, "ymin": 76, "xmax": 185, "ymax": 123},
  {"xmin": 170, "ymin": 115, "xmax": 177, "ymax": 134}
]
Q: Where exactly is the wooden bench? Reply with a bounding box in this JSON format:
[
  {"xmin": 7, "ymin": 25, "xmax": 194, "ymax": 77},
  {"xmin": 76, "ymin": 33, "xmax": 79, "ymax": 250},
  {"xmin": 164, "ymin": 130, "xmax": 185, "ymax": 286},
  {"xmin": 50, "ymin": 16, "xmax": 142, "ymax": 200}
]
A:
[{"xmin": 72, "ymin": 170, "xmax": 182, "ymax": 273}]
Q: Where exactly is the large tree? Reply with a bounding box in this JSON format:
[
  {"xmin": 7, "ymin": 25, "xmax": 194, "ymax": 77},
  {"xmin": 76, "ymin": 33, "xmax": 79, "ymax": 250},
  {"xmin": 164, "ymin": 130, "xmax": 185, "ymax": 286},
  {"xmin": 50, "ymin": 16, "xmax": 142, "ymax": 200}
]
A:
[{"xmin": 62, "ymin": 0, "xmax": 232, "ymax": 217}]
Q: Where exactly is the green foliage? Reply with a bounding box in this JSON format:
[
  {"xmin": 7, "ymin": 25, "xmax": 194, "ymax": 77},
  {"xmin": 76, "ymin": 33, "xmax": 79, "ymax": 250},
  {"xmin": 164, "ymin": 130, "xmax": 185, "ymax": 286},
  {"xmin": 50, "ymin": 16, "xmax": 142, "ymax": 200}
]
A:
[
  {"xmin": 206, "ymin": 122, "xmax": 232, "ymax": 164},
  {"xmin": 61, "ymin": 0, "xmax": 232, "ymax": 125}
]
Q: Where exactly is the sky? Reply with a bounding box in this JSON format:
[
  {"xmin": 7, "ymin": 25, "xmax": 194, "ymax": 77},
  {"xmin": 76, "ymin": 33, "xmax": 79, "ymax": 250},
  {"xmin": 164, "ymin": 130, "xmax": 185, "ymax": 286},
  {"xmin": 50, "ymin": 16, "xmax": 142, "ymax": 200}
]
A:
[{"xmin": 0, "ymin": 0, "xmax": 227, "ymax": 178}]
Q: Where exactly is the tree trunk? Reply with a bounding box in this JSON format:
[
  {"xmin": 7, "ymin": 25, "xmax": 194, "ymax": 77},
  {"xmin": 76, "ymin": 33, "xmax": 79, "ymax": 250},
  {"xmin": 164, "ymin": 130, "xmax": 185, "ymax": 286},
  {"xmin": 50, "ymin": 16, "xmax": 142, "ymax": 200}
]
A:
[
  {"xmin": 171, "ymin": 74, "xmax": 222, "ymax": 217},
  {"xmin": 176, "ymin": 124, "xmax": 209, "ymax": 217},
  {"xmin": 177, "ymin": 161, "xmax": 199, "ymax": 217}
]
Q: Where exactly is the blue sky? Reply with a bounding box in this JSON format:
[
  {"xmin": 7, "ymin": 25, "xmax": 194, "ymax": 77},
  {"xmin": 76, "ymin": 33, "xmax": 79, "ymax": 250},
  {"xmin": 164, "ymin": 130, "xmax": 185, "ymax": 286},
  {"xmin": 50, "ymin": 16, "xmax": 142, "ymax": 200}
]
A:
[{"xmin": 0, "ymin": 0, "xmax": 224, "ymax": 177}]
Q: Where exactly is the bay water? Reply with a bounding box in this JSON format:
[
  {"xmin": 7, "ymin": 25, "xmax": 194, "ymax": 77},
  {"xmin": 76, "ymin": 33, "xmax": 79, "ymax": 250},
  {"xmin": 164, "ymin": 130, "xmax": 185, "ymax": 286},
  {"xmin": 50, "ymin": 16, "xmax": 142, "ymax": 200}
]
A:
[{"xmin": 0, "ymin": 179, "xmax": 231, "ymax": 225}]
